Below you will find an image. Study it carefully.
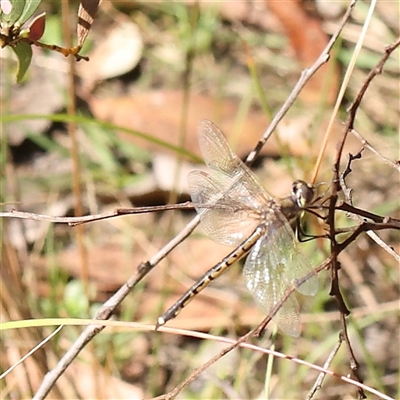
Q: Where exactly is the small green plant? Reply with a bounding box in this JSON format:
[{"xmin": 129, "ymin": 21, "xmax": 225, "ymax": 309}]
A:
[
  {"xmin": 0, "ymin": 0, "xmax": 42, "ymax": 81},
  {"xmin": 0, "ymin": 0, "xmax": 98, "ymax": 82}
]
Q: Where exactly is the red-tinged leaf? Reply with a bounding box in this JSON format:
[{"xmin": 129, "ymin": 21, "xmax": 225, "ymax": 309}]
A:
[
  {"xmin": 77, "ymin": 0, "xmax": 99, "ymax": 47},
  {"xmin": 27, "ymin": 11, "xmax": 45, "ymax": 41},
  {"xmin": 12, "ymin": 40, "xmax": 32, "ymax": 83}
]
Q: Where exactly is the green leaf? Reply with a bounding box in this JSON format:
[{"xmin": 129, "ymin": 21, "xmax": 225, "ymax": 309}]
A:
[
  {"xmin": 17, "ymin": 0, "xmax": 41, "ymax": 25},
  {"xmin": 1, "ymin": 0, "xmax": 25, "ymax": 25},
  {"xmin": 11, "ymin": 40, "xmax": 32, "ymax": 82}
]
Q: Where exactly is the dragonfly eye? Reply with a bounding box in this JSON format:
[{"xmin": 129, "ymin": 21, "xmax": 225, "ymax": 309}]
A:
[{"xmin": 292, "ymin": 180, "xmax": 314, "ymax": 208}]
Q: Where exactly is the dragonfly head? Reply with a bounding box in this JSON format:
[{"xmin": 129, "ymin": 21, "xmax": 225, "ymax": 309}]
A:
[{"xmin": 291, "ymin": 180, "xmax": 314, "ymax": 208}]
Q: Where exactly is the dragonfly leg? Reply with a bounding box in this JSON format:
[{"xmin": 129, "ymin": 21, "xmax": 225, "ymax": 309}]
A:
[{"xmin": 295, "ymin": 218, "xmax": 327, "ymax": 243}]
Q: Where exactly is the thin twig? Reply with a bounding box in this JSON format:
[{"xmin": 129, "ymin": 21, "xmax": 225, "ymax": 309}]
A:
[
  {"xmin": 0, "ymin": 202, "xmax": 195, "ymax": 225},
  {"xmin": 244, "ymin": 0, "xmax": 357, "ymax": 168},
  {"xmin": 350, "ymin": 129, "xmax": 400, "ymax": 172},
  {"xmin": 307, "ymin": 335, "xmax": 343, "ymax": 400},
  {"xmin": 0, "ymin": 326, "xmax": 64, "ymax": 380}
]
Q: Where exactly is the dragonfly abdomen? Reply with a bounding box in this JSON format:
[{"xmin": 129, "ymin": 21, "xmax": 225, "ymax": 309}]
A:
[{"xmin": 156, "ymin": 224, "xmax": 266, "ymax": 329}]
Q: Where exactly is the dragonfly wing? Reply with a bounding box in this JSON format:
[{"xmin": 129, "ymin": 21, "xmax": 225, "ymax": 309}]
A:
[
  {"xmin": 189, "ymin": 169, "xmax": 259, "ymax": 246},
  {"xmin": 243, "ymin": 234, "xmax": 301, "ymax": 337},
  {"xmin": 191, "ymin": 120, "xmax": 273, "ymax": 243},
  {"xmin": 276, "ymin": 296, "xmax": 301, "ymax": 338},
  {"xmin": 243, "ymin": 211, "xmax": 317, "ymax": 336},
  {"xmin": 197, "ymin": 120, "xmax": 273, "ymax": 205},
  {"xmin": 271, "ymin": 213, "xmax": 318, "ymax": 296},
  {"xmin": 197, "ymin": 119, "xmax": 237, "ymax": 172},
  {"xmin": 288, "ymin": 250, "xmax": 319, "ymax": 296}
]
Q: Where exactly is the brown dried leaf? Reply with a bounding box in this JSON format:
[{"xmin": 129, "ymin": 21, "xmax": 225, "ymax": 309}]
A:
[
  {"xmin": 265, "ymin": 0, "xmax": 340, "ymax": 104},
  {"xmin": 89, "ymin": 90, "xmax": 359, "ymax": 162},
  {"xmin": 88, "ymin": 90, "xmax": 271, "ymax": 159},
  {"xmin": 77, "ymin": 0, "xmax": 100, "ymax": 47}
]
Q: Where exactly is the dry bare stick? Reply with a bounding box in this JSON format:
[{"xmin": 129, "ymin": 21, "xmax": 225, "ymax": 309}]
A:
[
  {"xmin": 306, "ymin": 335, "xmax": 343, "ymax": 400},
  {"xmin": 334, "ymin": 203, "xmax": 400, "ymax": 227},
  {"xmin": 344, "ymin": 128, "xmax": 400, "ymax": 263},
  {"xmin": 350, "ymin": 129, "xmax": 400, "ymax": 173},
  {"xmin": 0, "ymin": 326, "xmax": 63, "ymax": 380},
  {"xmin": 327, "ymin": 34, "xmax": 400, "ymax": 400},
  {"xmin": 0, "ymin": 202, "xmax": 195, "ymax": 226},
  {"xmin": 334, "ymin": 203, "xmax": 400, "ymax": 265},
  {"xmin": 2, "ymin": 198, "xmax": 304, "ymax": 226},
  {"xmin": 339, "ymin": 147, "xmax": 400, "ymax": 263},
  {"xmin": 32, "ymin": 215, "xmax": 200, "ymax": 400},
  {"xmin": 244, "ymin": 0, "xmax": 357, "ymax": 167}
]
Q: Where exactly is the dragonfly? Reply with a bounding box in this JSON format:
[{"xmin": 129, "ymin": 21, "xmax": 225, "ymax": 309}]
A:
[{"xmin": 157, "ymin": 120, "xmax": 318, "ymax": 336}]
